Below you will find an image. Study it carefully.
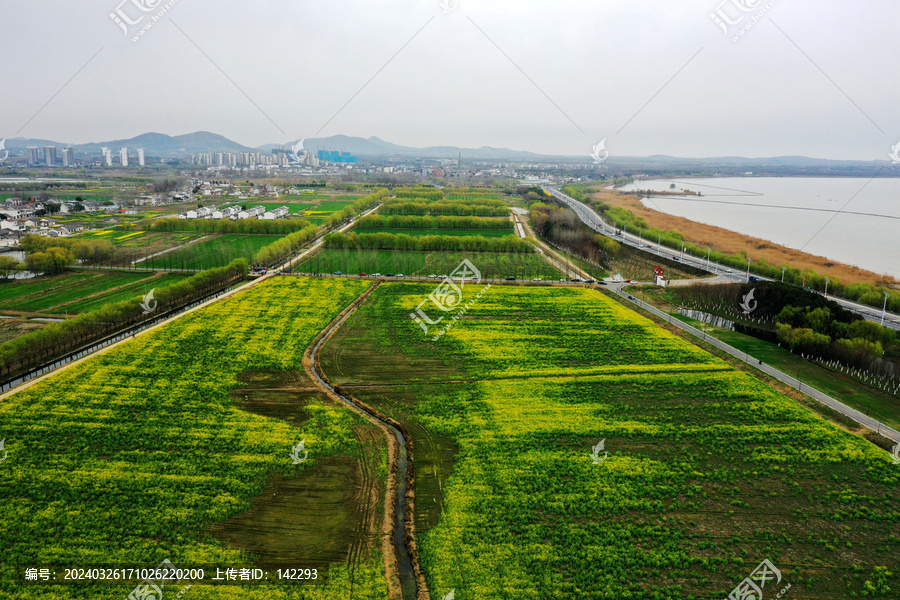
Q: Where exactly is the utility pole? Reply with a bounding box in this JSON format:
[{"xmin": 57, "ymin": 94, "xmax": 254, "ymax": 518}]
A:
[
  {"xmin": 824, "ymin": 277, "xmax": 830, "ymax": 299},
  {"xmin": 781, "ymin": 266, "xmax": 786, "ymax": 282},
  {"xmin": 881, "ymin": 291, "xmax": 890, "ymax": 326}
]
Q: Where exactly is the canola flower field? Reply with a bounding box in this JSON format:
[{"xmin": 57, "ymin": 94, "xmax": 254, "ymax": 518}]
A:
[
  {"xmin": 327, "ymin": 284, "xmax": 900, "ymax": 599},
  {"xmin": 0, "ymin": 277, "xmax": 391, "ymax": 600}
]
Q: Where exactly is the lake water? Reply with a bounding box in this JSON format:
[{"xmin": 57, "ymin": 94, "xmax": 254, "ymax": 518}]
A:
[{"xmin": 619, "ymin": 177, "xmax": 900, "ymax": 278}]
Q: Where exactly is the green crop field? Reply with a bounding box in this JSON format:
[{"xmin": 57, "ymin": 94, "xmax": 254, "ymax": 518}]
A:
[
  {"xmin": 0, "ymin": 277, "xmax": 390, "ymax": 599},
  {"xmin": 143, "ymin": 234, "xmax": 283, "ymax": 270},
  {"xmin": 314, "ymin": 201, "xmax": 356, "ymax": 212},
  {"xmin": 319, "ymin": 284, "xmax": 900, "ymax": 599},
  {"xmin": 58, "ymin": 273, "xmax": 192, "ymax": 313},
  {"xmin": 0, "ymin": 271, "xmax": 177, "ymax": 314},
  {"xmin": 296, "ymin": 249, "xmax": 563, "ymax": 279}
]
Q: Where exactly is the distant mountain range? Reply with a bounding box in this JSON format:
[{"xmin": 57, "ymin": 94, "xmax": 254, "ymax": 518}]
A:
[{"xmin": 3, "ymin": 132, "xmax": 897, "ymax": 170}]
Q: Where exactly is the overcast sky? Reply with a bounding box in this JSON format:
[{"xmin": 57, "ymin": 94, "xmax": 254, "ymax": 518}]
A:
[{"xmin": 2, "ymin": 0, "xmax": 897, "ymax": 159}]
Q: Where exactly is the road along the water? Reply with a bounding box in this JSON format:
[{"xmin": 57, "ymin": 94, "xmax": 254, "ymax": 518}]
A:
[{"xmin": 304, "ymin": 283, "xmax": 428, "ymax": 600}]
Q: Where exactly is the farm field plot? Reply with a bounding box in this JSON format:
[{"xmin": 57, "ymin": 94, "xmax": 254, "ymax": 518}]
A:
[
  {"xmin": 0, "ymin": 270, "xmax": 175, "ymax": 314},
  {"xmin": 0, "ymin": 277, "xmax": 391, "ymax": 599},
  {"xmin": 296, "ymin": 250, "xmax": 563, "ymax": 279},
  {"xmin": 84, "ymin": 230, "xmax": 202, "ymax": 248},
  {"xmin": 144, "ymin": 233, "xmax": 282, "ymax": 270},
  {"xmin": 321, "ymin": 284, "xmax": 900, "ymax": 599}
]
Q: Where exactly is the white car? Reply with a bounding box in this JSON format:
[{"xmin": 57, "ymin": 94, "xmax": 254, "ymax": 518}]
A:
[
  {"xmin": 532, "ymin": 277, "xmax": 542, "ymax": 282},
  {"xmin": 395, "ymin": 273, "xmax": 404, "ymax": 278},
  {"xmin": 427, "ymin": 274, "xmax": 438, "ymax": 279}
]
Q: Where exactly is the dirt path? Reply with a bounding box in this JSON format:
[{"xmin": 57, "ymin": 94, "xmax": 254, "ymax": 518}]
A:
[{"xmin": 304, "ymin": 283, "xmax": 429, "ymax": 600}]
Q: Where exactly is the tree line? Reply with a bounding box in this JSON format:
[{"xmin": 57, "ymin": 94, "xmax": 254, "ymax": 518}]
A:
[
  {"xmin": 0, "ymin": 258, "xmax": 249, "ymax": 382},
  {"xmin": 381, "ymin": 202, "xmax": 507, "ymax": 217},
  {"xmin": 356, "ymin": 215, "xmax": 513, "ymax": 230},
  {"xmin": 143, "ymin": 217, "xmax": 313, "ymax": 234},
  {"xmin": 19, "ymin": 235, "xmax": 117, "ymax": 274},
  {"xmin": 322, "ymin": 231, "xmax": 532, "ymax": 253},
  {"xmin": 322, "ymin": 188, "xmax": 390, "ymax": 228}
]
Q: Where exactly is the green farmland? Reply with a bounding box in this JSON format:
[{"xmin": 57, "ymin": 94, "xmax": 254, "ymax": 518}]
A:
[
  {"xmin": 0, "ymin": 271, "xmax": 189, "ymax": 315},
  {"xmin": 143, "ymin": 234, "xmax": 282, "ymax": 270},
  {"xmin": 295, "ymin": 249, "xmax": 563, "ymax": 279}
]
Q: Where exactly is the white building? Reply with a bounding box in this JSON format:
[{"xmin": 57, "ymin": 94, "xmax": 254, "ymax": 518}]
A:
[
  {"xmin": 120, "ymin": 147, "xmax": 128, "ymax": 167},
  {"xmin": 137, "ymin": 148, "xmax": 145, "ymax": 167}
]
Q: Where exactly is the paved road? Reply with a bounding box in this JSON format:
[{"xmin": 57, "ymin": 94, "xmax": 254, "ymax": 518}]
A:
[
  {"xmin": 544, "ymin": 187, "xmax": 900, "ymax": 330},
  {"xmin": 607, "ymin": 282, "xmax": 900, "ymax": 444}
]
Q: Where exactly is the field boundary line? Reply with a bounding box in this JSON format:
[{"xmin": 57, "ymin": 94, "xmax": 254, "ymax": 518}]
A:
[{"xmin": 304, "ymin": 282, "xmax": 430, "ymax": 600}]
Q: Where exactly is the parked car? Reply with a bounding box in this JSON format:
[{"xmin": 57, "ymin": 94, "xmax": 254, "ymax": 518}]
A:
[
  {"xmin": 373, "ymin": 273, "xmax": 382, "ymax": 277},
  {"xmin": 585, "ymin": 279, "xmax": 596, "ymax": 284},
  {"xmin": 532, "ymin": 277, "xmax": 542, "ymax": 282},
  {"xmin": 333, "ymin": 271, "xmax": 342, "ymax": 275},
  {"xmin": 624, "ymin": 279, "xmax": 632, "ymax": 283},
  {"xmin": 385, "ymin": 273, "xmax": 394, "ymax": 277},
  {"xmin": 559, "ymin": 278, "xmax": 567, "ymax": 283},
  {"xmin": 505, "ymin": 276, "xmax": 516, "ymax": 281},
  {"xmin": 427, "ymin": 274, "xmax": 438, "ymax": 279},
  {"xmin": 395, "ymin": 273, "xmax": 404, "ymax": 278},
  {"xmin": 358, "ymin": 273, "xmax": 367, "ymax": 277}
]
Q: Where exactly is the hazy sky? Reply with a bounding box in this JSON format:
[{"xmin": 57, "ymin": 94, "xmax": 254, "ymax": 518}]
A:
[{"xmin": 2, "ymin": 0, "xmax": 898, "ymax": 159}]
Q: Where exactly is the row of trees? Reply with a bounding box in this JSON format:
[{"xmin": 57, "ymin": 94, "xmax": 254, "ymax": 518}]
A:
[
  {"xmin": 323, "ymin": 188, "xmax": 390, "ymax": 228},
  {"xmin": 381, "ymin": 202, "xmax": 507, "ymax": 217},
  {"xmin": 252, "ymin": 225, "xmax": 319, "ymax": 266},
  {"xmin": 19, "ymin": 234, "xmax": 118, "ymax": 274},
  {"xmin": 0, "ymin": 258, "xmax": 249, "ymax": 381},
  {"xmin": 143, "ymin": 217, "xmax": 312, "ymax": 234},
  {"xmin": 530, "ymin": 203, "xmax": 621, "ymax": 266},
  {"xmin": 356, "ymin": 214, "xmax": 512, "ymax": 230},
  {"xmin": 393, "ymin": 188, "xmax": 444, "ymax": 200},
  {"xmin": 322, "ymin": 231, "xmax": 532, "ymax": 253}
]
